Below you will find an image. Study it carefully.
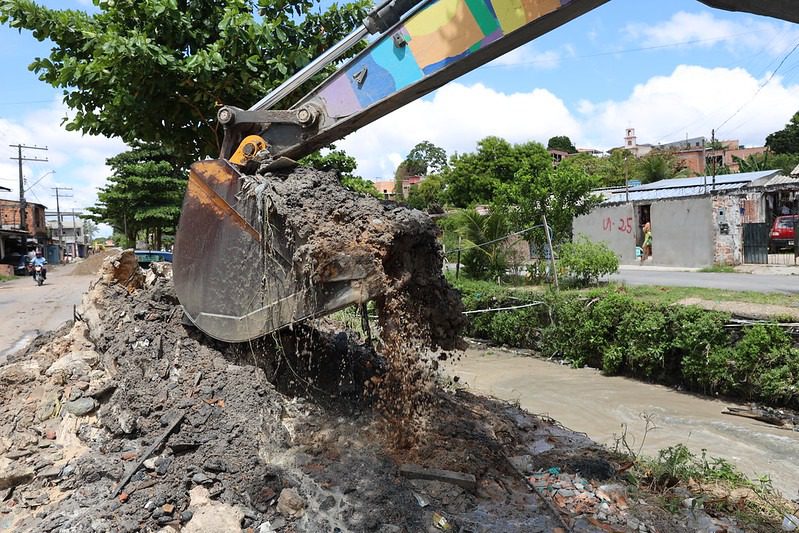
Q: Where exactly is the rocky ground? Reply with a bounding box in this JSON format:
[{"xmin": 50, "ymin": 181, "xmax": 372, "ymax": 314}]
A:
[{"xmin": 0, "ymin": 252, "xmax": 772, "ymax": 532}]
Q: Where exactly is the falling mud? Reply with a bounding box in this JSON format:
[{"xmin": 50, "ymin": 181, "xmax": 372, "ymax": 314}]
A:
[{"xmin": 238, "ymin": 167, "xmax": 467, "ymax": 445}]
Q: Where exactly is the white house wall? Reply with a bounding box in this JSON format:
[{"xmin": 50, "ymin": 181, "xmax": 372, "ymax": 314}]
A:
[{"xmin": 573, "ymin": 204, "xmax": 636, "ymax": 264}]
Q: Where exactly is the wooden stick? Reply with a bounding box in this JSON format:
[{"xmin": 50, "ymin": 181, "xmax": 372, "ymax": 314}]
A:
[
  {"xmin": 399, "ymin": 464, "xmax": 476, "ymax": 491},
  {"xmin": 112, "ymin": 411, "xmax": 185, "ymax": 497}
]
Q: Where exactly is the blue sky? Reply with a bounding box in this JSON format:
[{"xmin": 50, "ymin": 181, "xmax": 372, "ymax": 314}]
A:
[{"xmin": 1, "ymin": 0, "xmax": 798, "ymax": 223}]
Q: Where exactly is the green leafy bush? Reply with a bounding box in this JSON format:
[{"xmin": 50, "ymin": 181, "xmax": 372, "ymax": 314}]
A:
[{"xmin": 559, "ymin": 238, "xmax": 619, "ymax": 286}]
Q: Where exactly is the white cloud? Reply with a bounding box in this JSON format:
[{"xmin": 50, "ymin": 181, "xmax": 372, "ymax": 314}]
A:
[
  {"xmin": 488, "ymin": 44, "xmax": 562, "ymax": 69},
  {"xmin": 0, "ymin": 96, "xmax": 126, "ymax": 213},
  {"xmin": 624, "ymin": 11, "xmax": 799, "ymax": 56},
  {"xmin": 338, "ymin": 65, "xmax": 799, "ymax": 178},
  {"xmin": 581, "ymin": 65, "xmax": 799, "ymax": 149},
  {"xmin": 338, "ymin": 82, "xmax": 580, "ymax": 179}
]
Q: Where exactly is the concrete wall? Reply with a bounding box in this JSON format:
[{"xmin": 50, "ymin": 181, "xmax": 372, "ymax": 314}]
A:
[
  {"xmin": 650, "ymin": 197, "xmax": 714, "ymax": 267},
  {"xmin": 573, "ymin": 203, "xmax": 636, "ymax": 264}
]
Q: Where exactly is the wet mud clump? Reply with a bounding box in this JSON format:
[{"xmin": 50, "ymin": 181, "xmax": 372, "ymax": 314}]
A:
[{"xmin": 241, "ymin": 167, "xmax": 467, "ymax": 352}]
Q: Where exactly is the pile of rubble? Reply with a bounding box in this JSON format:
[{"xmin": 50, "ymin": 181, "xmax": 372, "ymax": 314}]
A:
[{"xmin": 0, "ymin": 251, "xmax": 770, "ymax": 532}]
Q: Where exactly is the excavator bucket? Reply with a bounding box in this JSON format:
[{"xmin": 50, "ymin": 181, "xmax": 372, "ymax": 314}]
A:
[{"xmin": 172, "ymin": 159, "xmax": 383, "ymax": 343}]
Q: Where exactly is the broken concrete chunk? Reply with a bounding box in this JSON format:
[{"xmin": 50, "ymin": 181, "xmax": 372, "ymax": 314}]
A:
[
  {"xmin": 0, "ymin": 360, "xmax": 41, "ymax": 385},
  {"xmin": 45, "ymin": 350, "xmax": 101, "ymax": 378},
  {"xmin": 64, "ymin": 397, "xmax": 97, "ymax": 417},
  {"xmin": 276, "ymin": 488, "xmax": 305, "ymax": 517},
  {"xmin": 182, "ymin": 486, "xmax": 244, "ymax": 533},
  {"xmin": 0, "ymin": 459, "xmax": 34, "ymax": 490}
]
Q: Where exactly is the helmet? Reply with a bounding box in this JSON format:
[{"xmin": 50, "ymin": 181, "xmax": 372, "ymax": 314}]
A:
[{"xmin": 35, "ymin": 250, "xmax": 43, "ymax": 256}]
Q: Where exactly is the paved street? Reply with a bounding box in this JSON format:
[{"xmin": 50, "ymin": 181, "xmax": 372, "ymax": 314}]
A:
[
  {"xmin": 0, "ymin": 263, "xmax": 95, "ymax": 363},
  {"xmin": 610, "ymin": 269, "xmax": 799, "ymax": 294}
]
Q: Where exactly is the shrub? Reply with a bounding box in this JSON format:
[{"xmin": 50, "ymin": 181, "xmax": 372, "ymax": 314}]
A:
[{"xmin": 559, "ymin": 237, "xmax": 619, "ymax": 286}]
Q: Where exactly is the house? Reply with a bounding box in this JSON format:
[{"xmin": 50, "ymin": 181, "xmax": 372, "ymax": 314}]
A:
[
  {"xmin": 0, "ymin": 199, "xmax": 49, "ymax": 269},
  {"xmin": 662, "ymin": 138, "xmax": 768, "ymax": 175},
  {"xmin": 372, "ymin": 180, "xmax": 396, "ymax": 200},
  {"xmin": 372, "ymin": 175, "xmax": 425, "ymax": 200},
  {"xmin": 46, "ymin": 214, "xmax": 90, "ymax": 259},
  {"xmin": 573, "ymin": 170, "xmax": 799, "ymax": 267}
]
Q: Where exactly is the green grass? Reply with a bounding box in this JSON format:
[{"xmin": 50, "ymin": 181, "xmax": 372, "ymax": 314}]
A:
[
  {"xmin": 699, "ymin": 264, "xmax": 738, "ymax": 273},
  {"xmin": 0, "ymin": 275, "xmax": 14, "ymax": 282},
  {"xmin": 592, "ymin": 283, "xmax": 798, "ymax": 307},
  {"xmin": 450, "ymin": 275, "xmax": 798, "ymax": 308}
]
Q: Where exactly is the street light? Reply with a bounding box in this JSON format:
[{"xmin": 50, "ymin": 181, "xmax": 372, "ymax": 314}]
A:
[{"xmin": 25, "ymin": 169, "xmax": 55, "ymax": 192}]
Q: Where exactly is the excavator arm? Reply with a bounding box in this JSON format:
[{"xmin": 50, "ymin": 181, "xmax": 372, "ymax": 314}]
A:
[{"xmin": 174, "ymin": 0, "xmax": 798, "ymax": 343}]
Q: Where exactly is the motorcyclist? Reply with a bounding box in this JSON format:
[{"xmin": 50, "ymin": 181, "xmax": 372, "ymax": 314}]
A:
[{"xmin": 31, "ymin": 250, "xmax": 47, "ymax": 280}]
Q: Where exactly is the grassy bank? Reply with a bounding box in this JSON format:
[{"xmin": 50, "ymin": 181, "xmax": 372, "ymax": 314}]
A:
[{"xmin": 453, "ymin": 278, "xmax": 799, "ymax": 410}]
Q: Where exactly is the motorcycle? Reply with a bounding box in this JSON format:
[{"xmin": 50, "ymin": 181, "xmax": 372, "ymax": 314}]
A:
[{"xmin": 33, "ymin": 265, "xmax": 44, "ymax": 286}]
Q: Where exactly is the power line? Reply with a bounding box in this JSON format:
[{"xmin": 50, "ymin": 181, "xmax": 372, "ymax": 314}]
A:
[
  {"xmin": 480, "ymin": 29, "xmax": 773, "ymax": 69},
  {"xmin": 715, "ymin": 37, "xmax": 799, "ymax": 134}
]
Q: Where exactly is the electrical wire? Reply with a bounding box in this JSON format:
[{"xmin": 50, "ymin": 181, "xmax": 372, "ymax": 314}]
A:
[
  {"xmin": 480, "ymin": 29, "xmax": 773, "ymax": 69},
  {"xmin": 715, "ymin": 37, "xmax": 799, "ymax": 134}
]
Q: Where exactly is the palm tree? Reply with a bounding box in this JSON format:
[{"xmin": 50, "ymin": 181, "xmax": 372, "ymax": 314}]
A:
[
  {"xmin": 454, "ymin": 208, "xmax": 511, "ymax": 280},
  {"xmin": 732, "ymin": 153, "xmax": 770, "ymax": 172}
]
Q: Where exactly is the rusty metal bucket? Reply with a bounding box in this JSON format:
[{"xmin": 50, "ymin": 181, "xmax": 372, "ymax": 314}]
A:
[{"xmin": 173, "ymin": 159, "xmax": 381, "ymax": 342}]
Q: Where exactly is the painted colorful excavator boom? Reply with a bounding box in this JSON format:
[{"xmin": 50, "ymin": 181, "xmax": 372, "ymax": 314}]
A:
[{"xmin": 173, "ymin": 0, "xmax": 798, "ymax": 343}]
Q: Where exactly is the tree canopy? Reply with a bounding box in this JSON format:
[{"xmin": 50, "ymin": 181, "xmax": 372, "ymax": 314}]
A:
[
  {"xmin": 404, "ymin": 140, "xmax": 448, "ymax": 176},
  {"xmin": 442, "ymin": 136, "xmax": 544, "ymax": 207},
  {"xmin": 0, "ymin": 0, "xmax": 368, "ymax": 166},
  {"xmin": 547, "ymin": 135, "xmax": 577, "ymax": 154},
  {"xmin": 766, "ymin": 111, "xmax": 799, "ymax": 155},
  {"xmin": 494, "ymin": 142, "xmax": 601, "ymax": 248},
  {"xmin": 87, "ymin": 142, "xmax": 186, "ymax": 249},
  {"xmin": 636, "ymin": 151, "xmax": 687, "ymax": 183}
]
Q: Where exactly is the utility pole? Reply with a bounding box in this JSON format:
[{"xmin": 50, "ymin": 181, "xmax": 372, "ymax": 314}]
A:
[
  {"xmin": 71, "ymin": 208, "xmax": 78, "ymax": 259},
  {"xmin": 51, "ymin": 187, "xmax": 73, "ymax": 262},
  {"xmin": 711, "ymin": 129, "xmax": 717, "ymax": 193},
  {"xmin": 9, "ymin": 144, "xmax": 48, "ymax": 232}
]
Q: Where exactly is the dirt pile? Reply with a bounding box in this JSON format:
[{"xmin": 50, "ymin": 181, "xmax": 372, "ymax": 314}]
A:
[
  {"xmin": 0, "ymin": 252, "xmax": 762, "ymax": 532},
  {"xmin": 71, "ymin": 249, "xmax": 118, "ymax": 276}
]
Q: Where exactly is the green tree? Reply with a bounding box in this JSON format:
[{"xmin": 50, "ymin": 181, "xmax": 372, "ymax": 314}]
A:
[
  {"xmin": 732, "ymin": 153, "xmax": 771, "ymax": 172},
  {"xmin": 300, "ymin": 145, "xmax": 380, "ymax": 198},
  {"xmin": 495, "ymin": 142, "xmax": 602, "ymax": 251},
  {"xmin": 766, "ymin": 111, "xmax": 799, "ymax": 154},
  {"xmin": 637, "ymin": 151, "xmax": 687, "ymax": 183},
  {"xmin": 547, "ymin": 135, "xmax": 577, "ymax": 154},
  {"xmin": 559, "ymin": 149, "xmax": 634, "ymax": 187},
  {"xmin": 0, "ymin": 0, "xmax": 369, "ymax": 167},
  {"xmin": 443, "ymin": 136, "xmax": 542, "ymax": 207},
  {"xmin": 406, "ymin": 175, "xmax": 444, "ymax": 212},
  {"xmin": 88, "ymin": 143, "xmax": 186, "ymax": 249},
  {"xmin": 404, "ymin": 140, "xmax": 448, "ymax": 176},
  {"xmin": 453, "ymin": 208, "xmax": 511, "ymax": 280}
]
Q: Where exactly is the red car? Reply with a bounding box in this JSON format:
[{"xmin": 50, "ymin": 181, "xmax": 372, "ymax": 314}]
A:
[{"xmin": 769, "ymin": 215, "xmax": 799, "ymax": 252}]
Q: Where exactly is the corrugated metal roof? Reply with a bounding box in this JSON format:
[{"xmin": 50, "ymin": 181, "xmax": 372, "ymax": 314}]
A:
[
  {"xmin": 629, "ymin": 170, "xmax": 778, "ymax": 191},
  {"xmin": 754, "ymin": 174, "xmax": 799, "ymax": 189},
  {"xmin": 602, "ymin": 170, "xmax": 781, "ymax": 204},
  {"xmin": 605, "ymin": 182, "xmax": 744, "ymax": 203}
]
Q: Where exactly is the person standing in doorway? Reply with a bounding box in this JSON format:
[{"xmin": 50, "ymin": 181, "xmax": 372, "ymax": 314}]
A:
[{"xmin": 641, "ymin": 222, "xmax": 652, "ymax": 263}]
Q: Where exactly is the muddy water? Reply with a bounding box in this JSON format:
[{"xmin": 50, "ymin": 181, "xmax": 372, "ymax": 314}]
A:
[{"xmin": 445, "ymin": 347, "xmax": 799, "ymax": 498}]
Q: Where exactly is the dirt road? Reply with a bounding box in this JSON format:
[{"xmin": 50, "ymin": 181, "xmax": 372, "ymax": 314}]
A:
[
  {"xmin": 445, "ymin": 347, "xmax": 799, "ymax": 498},
  {"xmin": 0, "ymin": 263, "xmax": 95, "ymax": 363}
]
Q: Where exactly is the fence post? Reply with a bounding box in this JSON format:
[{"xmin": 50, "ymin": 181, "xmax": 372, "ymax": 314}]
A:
[
  {"xmin": 456, "ymin": 236, "xmax": 461, "ymax": 280},
  {"xmin": 542, "ymin": 214, "xmax": 559, "ymax": 292}
]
